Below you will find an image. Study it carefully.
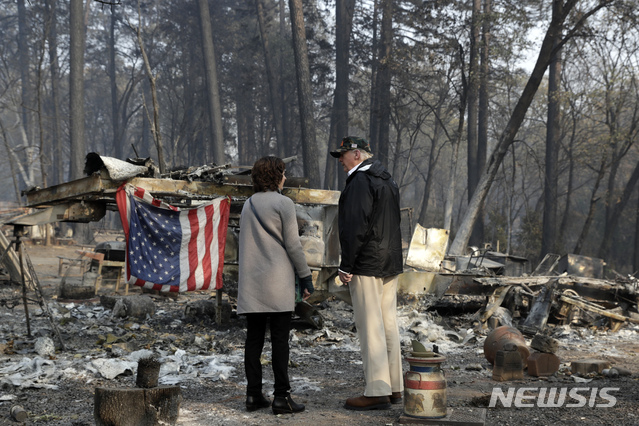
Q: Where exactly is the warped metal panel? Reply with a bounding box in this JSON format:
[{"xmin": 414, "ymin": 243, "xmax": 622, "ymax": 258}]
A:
[{"xmin": 405, "ymin": 226, "xmax": 449, "ymax": 271}]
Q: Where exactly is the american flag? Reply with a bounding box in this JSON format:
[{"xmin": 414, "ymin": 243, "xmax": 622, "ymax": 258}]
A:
[{"xmin": 116, "ymin": 184, "xmax": 230, "ymax": 292}]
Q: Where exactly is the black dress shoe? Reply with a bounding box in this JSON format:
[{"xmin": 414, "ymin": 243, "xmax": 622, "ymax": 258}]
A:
[
  {"xmin": 272, "ymin": 394, "xmax": 305, "ymax": 414},
  {"xmin": 246, "ymin": 394, "xmax": 271, "ymax": 411},
  {"xmin": 389, "ymin": 391, "xmax": 402, "ymax": 404}
]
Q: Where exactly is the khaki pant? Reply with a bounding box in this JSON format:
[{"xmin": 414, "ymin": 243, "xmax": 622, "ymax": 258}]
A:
[{"xmin": 349, "ymin": 275, "xmax": 403, "ymax": 397}]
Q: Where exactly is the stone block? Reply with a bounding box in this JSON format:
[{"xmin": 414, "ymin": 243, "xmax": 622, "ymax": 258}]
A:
[
  {"xmin": 527, "ymin": 352, "xmax": 560, "ymax": 376},
  {"xmin": 570, "ymin": 359, "xmax": 610, "ymax": 375},
  {"xmin": 492, "ymin": 349, "xmax": 523, "ymax": 381},
  {"xmin": 530, "ymin": 334, "xmax": 559, "ymax": 354}
]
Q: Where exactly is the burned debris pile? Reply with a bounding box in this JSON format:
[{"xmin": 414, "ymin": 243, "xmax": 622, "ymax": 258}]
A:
[
  {"xmin": 462, "ymin": 262, "xmax": 639, "ymax": 335},
  {"xmin": 1, "ymin": 155, "xmax": 638, "ymax": 424}
]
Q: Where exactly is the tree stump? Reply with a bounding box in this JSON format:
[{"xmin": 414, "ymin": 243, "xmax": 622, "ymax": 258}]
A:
[
  {"xmin": 10, "ymin": 405, "xmax": 27, "ymax": 422},
  {"xmin": 136, "ymin": 357, "xmax": 161, "ymax": 388},
  {"xmin": 94, "ymin": 386, "xmax": 181, "ymax": 426}
]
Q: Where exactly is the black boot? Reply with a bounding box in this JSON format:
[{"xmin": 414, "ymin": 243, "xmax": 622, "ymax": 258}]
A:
[
  {"xmin": 272, "ymin": 394, "xmax": 305, "ymax": 414},
  {"xmin": 246, "ymin": 394, "xmax": 271, "ymax": 412}
]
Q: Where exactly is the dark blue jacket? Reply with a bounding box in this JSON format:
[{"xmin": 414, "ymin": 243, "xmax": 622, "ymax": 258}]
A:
[{"xmin": 338, "ymin": 159, "xmax": 403, "ymax": 277}]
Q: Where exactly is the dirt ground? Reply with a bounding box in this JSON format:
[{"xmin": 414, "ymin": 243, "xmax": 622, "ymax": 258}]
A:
[{"xmin": 1, "ymin": 243, "xmax": 638, "ymax": 425}]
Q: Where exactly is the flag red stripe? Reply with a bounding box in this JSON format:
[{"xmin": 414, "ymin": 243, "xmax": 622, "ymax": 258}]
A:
[
  {"xmin": 116, "ymin": 185, "xmax": 133, "ymax": 282},
  {"xmin": 134, "ymin": 187, "xmax": 145, "ymax": 198},
  {"xmin": 215, "ymin": 199, "xmax": 229, "ymax": 289},
  {"xmin": 187, "ymin": 209, "xmax": 200, "ymax": 292},
  {"xmin": 201, "ymin": 204, "xmax": 215, "ymax": 289}
]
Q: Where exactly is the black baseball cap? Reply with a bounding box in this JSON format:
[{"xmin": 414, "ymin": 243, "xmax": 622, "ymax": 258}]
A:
[{"xmin": 330, "ymin": 136, "xmax": 372, "ymax": 158}]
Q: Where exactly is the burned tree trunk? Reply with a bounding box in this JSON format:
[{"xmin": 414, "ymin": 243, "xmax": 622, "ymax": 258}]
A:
[
  {"xmin": 369, "ymin": 0, "xmax": 392, "ymax": 165},
  {"xmin": 467, "ymin": 0, "xmax": 481, "ymax": 246},
  {"xmin": 69, "ymin": 0, "xmax": 86, "ymax": 181},
  {"xmin": 256, "ymin": 0, "xmax": 285, "ymax": 158},
  {"xmin": 324, "ymin": 0, "xmax": 356, "ymax": 190},
  {"xmin": 288, "ymin": 0, "xmax": 321, "ymax": 187},
  {"xmin": 541, "ymin": 0, "xmax": 563, "ymax": 257},
  {"xmin": 197, "ymin": 0, "xmax": 225, "ymax": 165}
]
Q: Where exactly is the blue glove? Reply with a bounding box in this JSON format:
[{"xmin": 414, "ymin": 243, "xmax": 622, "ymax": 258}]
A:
[{"xmin": 299, "ymin": 275, "xmax": 314, "ymax": 295}]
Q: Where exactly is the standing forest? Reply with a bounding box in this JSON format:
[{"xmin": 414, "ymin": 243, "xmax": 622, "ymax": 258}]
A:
[{"xmin": 1, "ymin": 0, "xmax": 639, "ymax": 273}]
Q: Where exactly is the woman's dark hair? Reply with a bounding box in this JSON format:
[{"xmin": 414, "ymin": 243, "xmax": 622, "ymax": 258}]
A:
[{"xmin": 251, "ymin": 156, "xmax": 285, "ymax": 192}]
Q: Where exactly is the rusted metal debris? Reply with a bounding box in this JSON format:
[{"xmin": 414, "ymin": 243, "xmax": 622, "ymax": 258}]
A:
[
  {"xmin": 452, "ymin": 264, "xmax": 639, "ymax": 333},
  {"xmin": 399, "ymin": 225, "xmax": 639, "ymax": 333}
]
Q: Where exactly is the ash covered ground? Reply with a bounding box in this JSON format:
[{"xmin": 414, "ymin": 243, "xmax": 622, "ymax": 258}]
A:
[{"xmin": 1, "ymin": 244, "xmax": 638, "ymax": 425}]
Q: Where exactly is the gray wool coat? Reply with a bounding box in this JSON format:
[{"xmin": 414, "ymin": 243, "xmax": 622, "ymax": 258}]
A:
[{"xmin": 237, "ymin": 191, "xmax": 311, "ymax": 314}]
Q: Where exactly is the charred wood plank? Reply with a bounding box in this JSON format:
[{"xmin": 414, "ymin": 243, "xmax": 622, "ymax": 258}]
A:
[{"xmin": 520, "ymin": 279, "xmax": 557, "ymax": 335}]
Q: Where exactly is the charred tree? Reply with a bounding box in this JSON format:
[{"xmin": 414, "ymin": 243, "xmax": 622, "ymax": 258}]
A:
[
  {"xmin": 634, "ymin": 192, "xmax": 639, "ymax": 273},
  {"xmin": 136, "ymin": 2, "xmax": 166, "ymax": 174},
  {"xmin": 467, "ymin": 0, "xmax": 481, "ymax": 247},
  {"xmin": 541, "ymin": 0, "xmax": 563, "ymax": 257},
  {"xmin": 45, "ymin": 0, "xmax": 63, "ymax": 185},
  {"xmin": 69, "ymin": 0, "xmax": 86, "ymax": 181},
  {"xmin": 235, "ymin": 80, "xmax": 257, "ymax": 163},
  {"xmin": 198, "ymin": 0, "xmax": 226, "ymax": 166},
  {"xmin": 257, "ymin": 0, "xmax": 286, "ymax": 159},
  {"xmin": 324, "ymin": 0, "xmax": 356, "ymax": 190},
  {"xmin": 279, "ymin": 0, "xmax": 292, "ymax": 158},
  {"xmin": 18, "ymin": 0, "xmax": 33, "ymax": 149},
  {"xmin": 369, "ymin": 0, "xmax": 392, "ymax": 165},
  {"xmin": 444, "ymin": 45, "xmax": 468, "ymax": 233},
  {"xmin": 288, "ymin": 0, "xmax": 320, "ymax": 187},
  {"xmin": 573, "ymin": 155, "xmax": 606, "ymax": 254},
  {"xmin": 109, "ymin": 8, "xmax": 121, "ymax": 159},
  {"xmin": 598, "ymin": 161, "xmax": 639, "ymax": 260},
  {"xmin": 418, "ymin": 111, "xmax": 442, "ymax": 226},
  {"xmin": 475, "ymin": 0, "xmax": 491, "ymax": 247}
]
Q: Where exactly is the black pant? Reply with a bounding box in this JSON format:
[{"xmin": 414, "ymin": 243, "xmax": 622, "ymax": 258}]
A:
[{"xmin": 244, "ymin": 311, "xmax": 292, "ymax": 398}]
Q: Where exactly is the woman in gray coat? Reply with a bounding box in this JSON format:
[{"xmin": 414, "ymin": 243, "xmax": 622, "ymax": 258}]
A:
[{"xmin": 237, "ymin": 156, "xmax": 314, "ymax": 414}]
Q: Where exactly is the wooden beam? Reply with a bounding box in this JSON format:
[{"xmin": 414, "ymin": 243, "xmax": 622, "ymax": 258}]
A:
[
  {"xmin": 24, "ymin": 175, "xmax": 340, "ymax": 209},
  {"xmin": 559, "ymin": 295, "xmax": 639, "ymax": 324}
]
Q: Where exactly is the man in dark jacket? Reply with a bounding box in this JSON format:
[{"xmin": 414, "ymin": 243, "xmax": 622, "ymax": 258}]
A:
[{"xmin": 330, "ymin": 136, "xmax": 404, "ymax": 411}]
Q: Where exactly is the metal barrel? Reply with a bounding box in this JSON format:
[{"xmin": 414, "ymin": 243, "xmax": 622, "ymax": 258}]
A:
[{"xmin": 483, "ymin": 325, "xmax": 530, "ymax": 367}]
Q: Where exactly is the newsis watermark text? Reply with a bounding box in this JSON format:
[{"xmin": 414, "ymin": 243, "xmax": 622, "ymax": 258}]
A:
[{"xmin": 489, "ymin": 387, "xmax": 619, "ymax": 408}]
